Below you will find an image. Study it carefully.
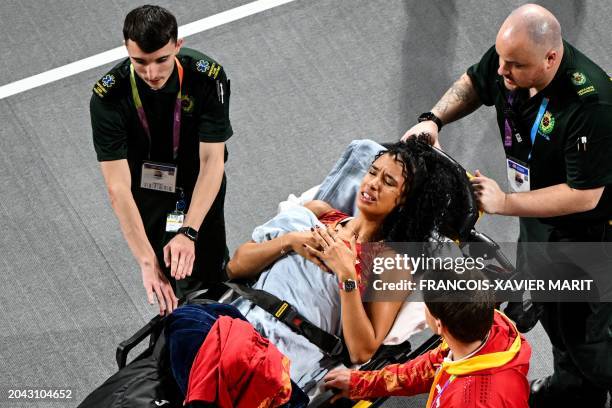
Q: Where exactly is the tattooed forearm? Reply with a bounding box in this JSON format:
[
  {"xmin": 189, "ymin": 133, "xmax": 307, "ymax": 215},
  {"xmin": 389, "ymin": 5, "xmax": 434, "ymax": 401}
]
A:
[{"xmin": 432, "ymin": 73, "xmax": 482, "ymax": 124}]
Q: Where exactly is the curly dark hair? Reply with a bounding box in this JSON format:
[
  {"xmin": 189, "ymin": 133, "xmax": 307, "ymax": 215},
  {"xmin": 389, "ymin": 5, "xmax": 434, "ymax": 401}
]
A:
[{"xmin": 378, "ymin": 135, "xmax": 474, "ymax": 243}]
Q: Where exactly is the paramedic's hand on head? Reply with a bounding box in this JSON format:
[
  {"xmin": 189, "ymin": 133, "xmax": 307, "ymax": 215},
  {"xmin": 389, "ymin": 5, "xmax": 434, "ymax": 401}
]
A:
[
  {"xmin": 323, "ymin": 368, "xmax": 352, "ymax": 403},
  {"xmin": 288, "ymin": 230, "xmax": 331, "ymax": 272},
  {"xmin": 470, "ymin": 170, "xmax": 508, "ymax": 215},
  {"xmin": 141, "ymin": 259, "xmax": 178, "ymax": 316},
  {"xmin": 308, "ymin": 226, "xmax": 358, "ymax": 280},
  {"xmin": 163, "ymin": 233, "xmax": 195, "ymax": 280},
  {"xmin": 400, "ymin": 121, "xmax": 441, "ymax": 149}
]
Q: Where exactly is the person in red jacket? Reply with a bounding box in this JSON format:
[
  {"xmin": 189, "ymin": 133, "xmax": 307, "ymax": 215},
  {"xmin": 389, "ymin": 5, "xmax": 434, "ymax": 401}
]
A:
[{"xmin": 324, "ymin": 269, "xmax": 532, "ymax": 407}]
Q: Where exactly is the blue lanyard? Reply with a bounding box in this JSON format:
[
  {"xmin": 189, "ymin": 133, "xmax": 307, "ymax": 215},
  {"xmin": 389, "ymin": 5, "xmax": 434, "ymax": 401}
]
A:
[{"xmin": 528, "ymin": 97, "xmax": 549, "ymax": 161}]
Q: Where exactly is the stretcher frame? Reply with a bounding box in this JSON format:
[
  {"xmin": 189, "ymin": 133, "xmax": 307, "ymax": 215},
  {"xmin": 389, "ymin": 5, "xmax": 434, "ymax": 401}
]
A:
[{"xmin": 115, "ymin": 142, "xmax": 518, "ymax": 407}]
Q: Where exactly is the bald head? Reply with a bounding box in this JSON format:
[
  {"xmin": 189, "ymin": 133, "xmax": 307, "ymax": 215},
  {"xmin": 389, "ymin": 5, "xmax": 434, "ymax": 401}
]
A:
[
  {"xmin": 494, "ymin": 4, "xmax": 564, "ymax": 92},
  {"xmin": 499, "ymin": 4, "xmax": 562, "ymax": 52}
]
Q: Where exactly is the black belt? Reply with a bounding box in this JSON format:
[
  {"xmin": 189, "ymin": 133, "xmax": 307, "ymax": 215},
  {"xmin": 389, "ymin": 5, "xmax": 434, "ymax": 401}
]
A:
[{"xmin": 224, "ymin": 282, "xmax": 344, "ymax": 357}]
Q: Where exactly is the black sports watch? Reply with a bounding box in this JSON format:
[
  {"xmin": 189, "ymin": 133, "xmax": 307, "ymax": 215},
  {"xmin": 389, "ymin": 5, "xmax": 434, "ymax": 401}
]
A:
[
  {"xmin": 177, "ymin": 226, "xmax": 198, "ymax": 242},
  {"xmin": 339, "ymin": 278, "xmax": 358, "ymax": 292},
  {"xmin": 417, "ymin": 111, "xmax": 443, "ymax": 132}
]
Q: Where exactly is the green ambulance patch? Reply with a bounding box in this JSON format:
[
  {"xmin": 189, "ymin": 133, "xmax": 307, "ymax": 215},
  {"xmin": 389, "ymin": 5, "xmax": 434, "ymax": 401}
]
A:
[
  {"xmin": 181, "ymin": 94, "xmax": 195, "ymax": 113},
  {"xmin": 567, "ymin": 70, "xmax": 597, "ymax": 98},
  {"xmin": 571, "ymin": 71, "xmax": 586, "ymax": 86},
  {"xmin": 539, "ymin": 111, "xmax": 555, "ymax": 135}
]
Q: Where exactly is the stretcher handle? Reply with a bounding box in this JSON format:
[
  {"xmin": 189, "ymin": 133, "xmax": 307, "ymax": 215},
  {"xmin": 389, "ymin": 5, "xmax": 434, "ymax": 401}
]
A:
[
  {"xmin": 467, "ymin": 229, "xmax": 516, "ymax": 273},
  {"xmin": 116, "ymin": 315, "xmax": 163, "ymax": 369}
]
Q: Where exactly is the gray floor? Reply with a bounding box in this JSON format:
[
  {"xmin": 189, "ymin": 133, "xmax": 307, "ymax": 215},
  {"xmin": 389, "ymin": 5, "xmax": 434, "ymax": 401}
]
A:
[{"xmin": 0, "ymin": 1, "xmax": 610, "ymax": 407}]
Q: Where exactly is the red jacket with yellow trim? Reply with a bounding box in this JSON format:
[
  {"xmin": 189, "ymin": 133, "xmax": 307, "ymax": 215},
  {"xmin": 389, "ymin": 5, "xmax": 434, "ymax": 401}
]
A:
[{"xmin": 349, "ymin": 311, "xmax": 531, "ymax": 407}]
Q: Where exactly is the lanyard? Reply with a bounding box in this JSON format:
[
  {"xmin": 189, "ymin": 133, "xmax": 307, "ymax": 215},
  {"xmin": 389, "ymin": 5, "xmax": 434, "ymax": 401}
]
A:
[
  {"xmin": 130, "ymin": 57, "xmax": 184, "ymax": 160},
  {"xmin": 503, "ymin": 93, "xmax": 515, "ymax": 147},
  {"xmin": 502, "ymin": 91, "xmax": 549, "ymax": 161},
  {"xmin": 528, "ymin": 97, "xmax": 549, "ymax": 161},
  {"xmin": 432, "ymin": 374, "xmax": 456, "ymax": 407}
]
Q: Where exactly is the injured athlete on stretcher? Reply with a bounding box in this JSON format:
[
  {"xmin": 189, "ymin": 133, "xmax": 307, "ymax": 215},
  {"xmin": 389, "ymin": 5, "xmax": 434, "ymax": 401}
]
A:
[{"xmin": 166, "ymin": 138, "xmax": 473, "ymax": 407}]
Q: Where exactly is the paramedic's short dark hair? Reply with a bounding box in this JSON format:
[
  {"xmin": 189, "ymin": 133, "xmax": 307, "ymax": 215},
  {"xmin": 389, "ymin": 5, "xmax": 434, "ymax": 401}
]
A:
[
  {"xmin": 423, "ymin": 268, "xmax": 495, "ymax": 343},
  {"xmin": 123, "ymin": 5, "xmax": 178, "ymax": 53}
]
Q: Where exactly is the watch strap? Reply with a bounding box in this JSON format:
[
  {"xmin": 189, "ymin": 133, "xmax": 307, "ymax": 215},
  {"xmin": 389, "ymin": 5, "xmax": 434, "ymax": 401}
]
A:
[
  {"xmin": 418, "ymin": 111, "xmax": 443, "ymax": 131},
  {"xmin": 177, "ymin": 226, "xmax": 198, "ymax": 242}
]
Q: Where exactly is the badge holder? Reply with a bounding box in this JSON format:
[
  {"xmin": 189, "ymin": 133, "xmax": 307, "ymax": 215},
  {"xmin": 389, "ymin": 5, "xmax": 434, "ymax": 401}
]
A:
[
  {"xmin": 140, "ymin": 162, "xmax": 178, "ymax": 193},
  {"xmin": 166, "ymin": 188, "xmax": 186, "ymax": 232},
  {"xmin": 506, "ymin": 157, "xmax": 531, "ymax": 193}
]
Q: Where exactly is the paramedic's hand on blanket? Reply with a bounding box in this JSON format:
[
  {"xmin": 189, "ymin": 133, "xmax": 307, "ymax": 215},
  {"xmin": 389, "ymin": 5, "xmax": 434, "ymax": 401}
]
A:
[
  {"xmin": 471, "ymin": 170, "xmax": 507, "ymax": 214},
  {"xmin": 163, "ymin": 234, "xmax": 195, "ymax": 280},
  {"xmin": 309, "ymin": 226, "xmax": 358, "ymax": 280},
  {"xmin": 288, "ymin": 230, "xmax": 331, "ymax": 273},
  {"xmin": 141, "ymin": 259, "xmax": 178, "ymax": 316},
  {"xmin": 323, "ymin": 368, "xmax": 352, "ymax": 403},
  {"xmin": 400, "ymin": 121, "xmax": 441, "ymax": 149}
]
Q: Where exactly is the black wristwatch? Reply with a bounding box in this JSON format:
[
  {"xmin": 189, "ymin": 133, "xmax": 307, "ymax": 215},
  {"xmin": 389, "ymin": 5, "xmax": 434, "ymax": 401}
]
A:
[
  {"xmin": 417, "ymin": 112, "xmax": 443, "ymax": 132},
  {"xmin": 177, "ymin": 226, "xmax": 198, "ymax": 242},
  {"xmin": 339, "ymin": 278, "xmax": 358, "ymax": 293}
]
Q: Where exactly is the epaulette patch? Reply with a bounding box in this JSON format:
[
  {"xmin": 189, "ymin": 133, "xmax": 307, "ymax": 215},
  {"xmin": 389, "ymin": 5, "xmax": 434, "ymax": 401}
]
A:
[
  {"xmin": 195, "ymin": 59, "xmax": 221, "ymax": 79},
  {"xmin": 93, "ymin": 74, "xmax": 117, "ymax": 98},
  {"xmin": 568, "ymin": 70, "xmax": 597, "ymax": 98}
]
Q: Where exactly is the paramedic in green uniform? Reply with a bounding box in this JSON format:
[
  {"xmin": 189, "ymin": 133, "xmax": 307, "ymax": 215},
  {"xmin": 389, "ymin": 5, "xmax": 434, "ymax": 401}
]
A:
[
  {"xmin": 90, "ymin": 5, "xmax": 233, "ymax": 316},
  {"xmin": 401, "ymin": 4, "xmax": 612, "ymax": 406}
]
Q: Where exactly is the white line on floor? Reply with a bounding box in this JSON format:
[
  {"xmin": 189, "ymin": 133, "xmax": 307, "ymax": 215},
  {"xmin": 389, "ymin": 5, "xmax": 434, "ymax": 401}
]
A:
[{"xmin": 0, "ymin": 0, "xmax": 299, "ymax": 100}]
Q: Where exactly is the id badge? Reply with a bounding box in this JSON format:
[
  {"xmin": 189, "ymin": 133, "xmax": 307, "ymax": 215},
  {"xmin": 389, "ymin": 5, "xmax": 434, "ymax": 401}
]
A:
[
  {"xmin": 140, "ymin": 162, "xmax": 177, "ymax": 193},
  {"xmin": 506, "ymin": 157, "xmax": 530, "ymax": 193},
  {"xmin": 166, "ymin": 211, "xmax": 184, "ymax": 232}
]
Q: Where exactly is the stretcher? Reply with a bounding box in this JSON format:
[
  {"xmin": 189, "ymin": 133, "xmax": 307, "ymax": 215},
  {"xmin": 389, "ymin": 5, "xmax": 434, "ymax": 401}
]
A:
[{"xmin": 80, "ymin": 140, "xmax": 516, "ymax": 408}]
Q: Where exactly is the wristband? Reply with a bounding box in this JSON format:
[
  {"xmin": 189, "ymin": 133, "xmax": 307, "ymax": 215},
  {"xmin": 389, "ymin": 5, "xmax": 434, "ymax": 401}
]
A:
[
  {"xmin": 177, "ymin": 226, "xmax": 198, "ymax": 242},
  {"xmin": 417, "ymin": 111, "xmax": 443, "ymax": 131}
]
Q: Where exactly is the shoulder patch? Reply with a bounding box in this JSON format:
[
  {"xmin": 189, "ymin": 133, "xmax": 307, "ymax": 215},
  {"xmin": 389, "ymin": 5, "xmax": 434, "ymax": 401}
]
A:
[
  {"xmin": 178, "ymin": 49, "xmax": 225, "ymax": 81},
  {"xmin": 194, "ymin": 58, "xmax": 222, "ymax": 79},
  {"xmin": 92, "ymin": 62, "xmax": 129, "ymax": 99},
  {"xmin": 93, "ymin": 74, "xmax": 116, "ymax": 98},
  {"xmin": 567, "ymin": 69, "xmax": 598, "ymax": 99}
]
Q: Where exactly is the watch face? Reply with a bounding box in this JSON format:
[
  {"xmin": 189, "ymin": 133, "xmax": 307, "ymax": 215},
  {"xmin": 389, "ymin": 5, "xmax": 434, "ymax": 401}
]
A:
[
  {"xmin": 343, "ymin": 279, "xmax": 357, "ymax": 292},
  {"xmin": 418, "ymin": 112, "xmax": 435, "ymax": 122},
  {"xmin": 179, "ymin": 227, "xmax": 198, "ymax": 241}
]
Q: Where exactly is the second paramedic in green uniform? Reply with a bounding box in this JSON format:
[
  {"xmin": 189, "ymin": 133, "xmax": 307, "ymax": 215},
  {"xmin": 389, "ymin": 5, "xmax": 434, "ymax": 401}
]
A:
[
  {"xmin": 90, "ymin": 5, "xmax": 232, "ymax": 316},
  {"xmin": 402, "ymin": 4, "xmax": 612, "ymax": 407}
]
